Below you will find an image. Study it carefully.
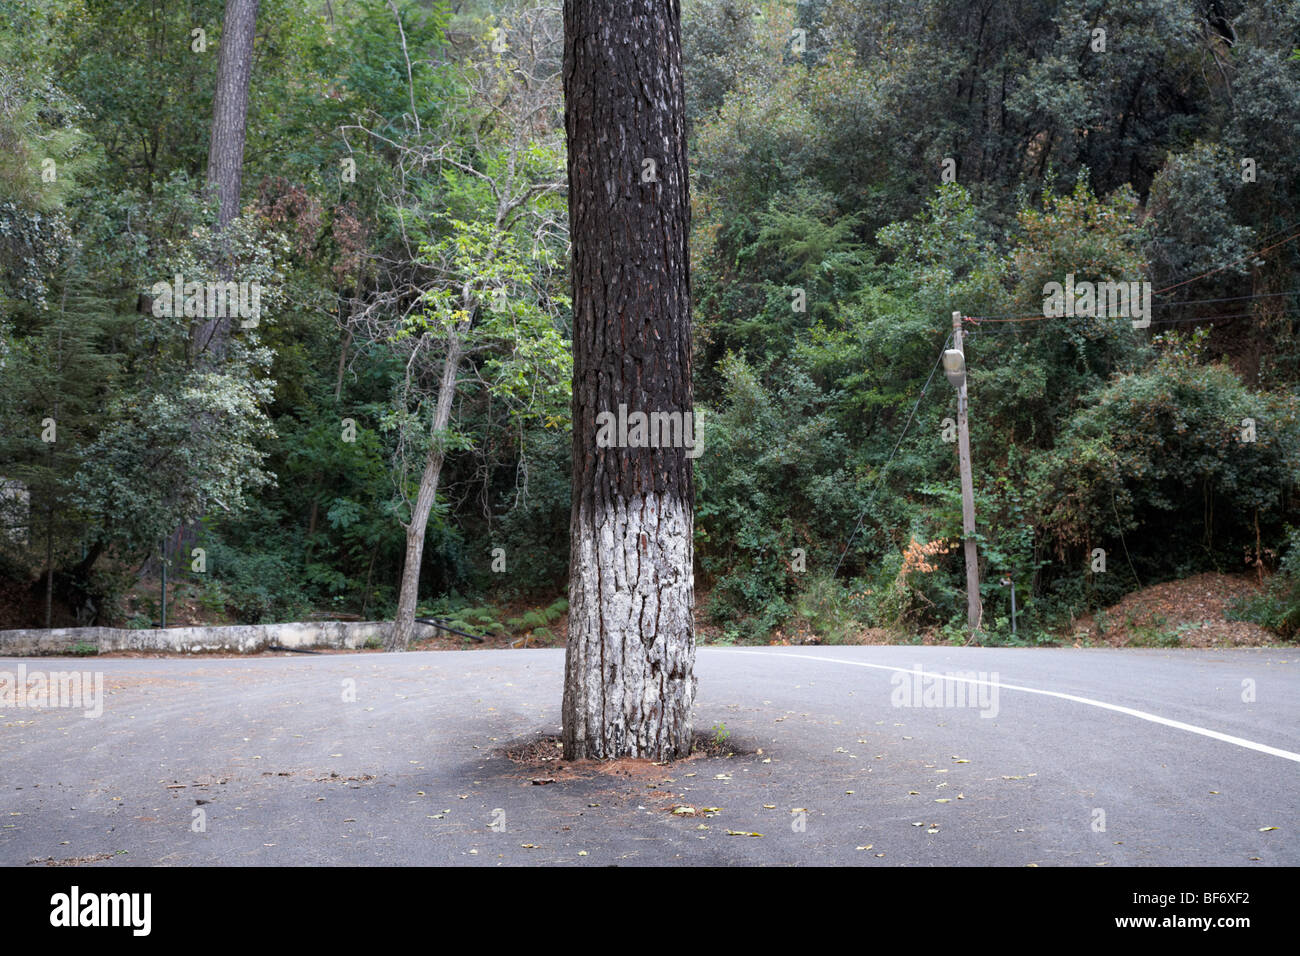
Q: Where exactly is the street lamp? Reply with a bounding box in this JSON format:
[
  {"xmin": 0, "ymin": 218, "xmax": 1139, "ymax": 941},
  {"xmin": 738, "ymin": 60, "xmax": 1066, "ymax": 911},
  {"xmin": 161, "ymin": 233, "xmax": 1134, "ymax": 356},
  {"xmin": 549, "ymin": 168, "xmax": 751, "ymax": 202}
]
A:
[{"xmin": 942, "ymin": 348, "xmax": 966, "ymax": 390}]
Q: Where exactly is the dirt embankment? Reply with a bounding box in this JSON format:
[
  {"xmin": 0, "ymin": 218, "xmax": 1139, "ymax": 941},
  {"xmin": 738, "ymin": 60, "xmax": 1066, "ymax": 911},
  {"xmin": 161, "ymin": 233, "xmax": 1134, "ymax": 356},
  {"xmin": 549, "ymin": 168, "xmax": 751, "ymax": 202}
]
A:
[{"xmin": 1072, "ymin": 571, "xmax": 1276, "ymax": 647}]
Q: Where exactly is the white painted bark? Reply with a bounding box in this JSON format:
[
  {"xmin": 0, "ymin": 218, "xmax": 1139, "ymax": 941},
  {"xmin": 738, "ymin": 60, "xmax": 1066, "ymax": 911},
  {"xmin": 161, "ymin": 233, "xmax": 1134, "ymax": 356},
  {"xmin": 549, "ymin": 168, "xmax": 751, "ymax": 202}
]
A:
[{"xmin": 563, "ymin": 490, "xmax": 696, "ymax": 759}]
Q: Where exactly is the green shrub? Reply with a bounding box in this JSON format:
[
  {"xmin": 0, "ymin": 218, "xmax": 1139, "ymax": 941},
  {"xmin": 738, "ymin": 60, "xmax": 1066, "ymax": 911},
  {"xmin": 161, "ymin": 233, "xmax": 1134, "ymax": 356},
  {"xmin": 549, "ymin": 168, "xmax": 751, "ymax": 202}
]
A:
[
  {"xmin": 1227, "ymin": 527, "xmax": 1300, "ymax": 639},
  {"xmin": 1035, "ymin": 334, "xmax": 1300, "ymax": 592},
  {"xmin": 201, "ymin": 533, "xmax": 312, "ymax": 624},
  {"xmin": 696, "ymin": 356, "xmax": 861, "ymax": 639},
  {"xmin": 489, "ymin": 427, "xmax": 571, "ymax": 594},
  {"xmin": 791, "ymin": 574, "xmax": 861, "ymax": 643}
]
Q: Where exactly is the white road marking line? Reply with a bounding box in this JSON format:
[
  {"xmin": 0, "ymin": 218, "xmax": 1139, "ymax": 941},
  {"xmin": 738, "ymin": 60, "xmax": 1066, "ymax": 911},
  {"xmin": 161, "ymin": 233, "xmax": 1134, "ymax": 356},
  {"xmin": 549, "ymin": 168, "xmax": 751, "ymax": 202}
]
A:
[{"xmin": 724, "ymin": 649, "xmax": 1300, "ymax": 764}]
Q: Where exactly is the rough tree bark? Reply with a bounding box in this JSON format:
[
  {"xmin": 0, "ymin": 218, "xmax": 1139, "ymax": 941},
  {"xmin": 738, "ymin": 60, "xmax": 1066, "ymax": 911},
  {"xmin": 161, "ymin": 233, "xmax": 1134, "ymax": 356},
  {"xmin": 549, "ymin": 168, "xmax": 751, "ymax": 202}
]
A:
[
  {"xmin": 198, "ymin": 0, "xmax": 259, "ymax": 364},
  {"xmin": 385, "ymin": 330, "xmax": 463, "ymax": 651},
  {"xmin": 561, "ymin": 0, "xmax": 697, "ymax": 761},
  {"xmin": 207, "ymin": 0, "xmax": 259, "ymax": 230}
]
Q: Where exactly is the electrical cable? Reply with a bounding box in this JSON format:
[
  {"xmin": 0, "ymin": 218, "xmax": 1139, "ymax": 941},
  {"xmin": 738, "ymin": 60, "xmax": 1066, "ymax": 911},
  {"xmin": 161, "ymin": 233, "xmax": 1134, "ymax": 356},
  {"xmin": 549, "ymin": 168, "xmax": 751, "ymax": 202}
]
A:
[{"xmin": 832, "ymin": 333, "xmax": 952, "ymax": 578}]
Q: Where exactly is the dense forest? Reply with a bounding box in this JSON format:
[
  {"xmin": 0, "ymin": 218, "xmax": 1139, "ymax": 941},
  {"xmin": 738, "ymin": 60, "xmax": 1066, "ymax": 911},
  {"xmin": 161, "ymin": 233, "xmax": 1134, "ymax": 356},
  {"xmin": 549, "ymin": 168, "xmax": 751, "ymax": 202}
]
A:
[{"xmin": 1, "ymin": 0, "xmax": 1298, "ymax": 646}]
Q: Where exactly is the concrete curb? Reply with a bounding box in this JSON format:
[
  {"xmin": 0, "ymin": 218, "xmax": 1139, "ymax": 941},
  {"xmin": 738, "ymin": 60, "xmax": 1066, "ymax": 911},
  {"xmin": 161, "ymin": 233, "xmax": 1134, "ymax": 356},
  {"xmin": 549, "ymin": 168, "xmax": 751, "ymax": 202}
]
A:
[{"xmin": 0, "ymin": 620, "xmax": 395, "ymax": 655}]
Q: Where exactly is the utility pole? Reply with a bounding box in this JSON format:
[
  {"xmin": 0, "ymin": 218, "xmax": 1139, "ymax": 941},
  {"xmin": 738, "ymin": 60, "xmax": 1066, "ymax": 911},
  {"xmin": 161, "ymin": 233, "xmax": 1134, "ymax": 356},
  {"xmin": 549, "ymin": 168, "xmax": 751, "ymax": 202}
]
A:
[
  {"xmin": 946, "ymin": 311, "xmax": 981, "ymax": 633},
  {"xmin": 160, "ymin": 538, "xmax": 167, "ymax": 629}
]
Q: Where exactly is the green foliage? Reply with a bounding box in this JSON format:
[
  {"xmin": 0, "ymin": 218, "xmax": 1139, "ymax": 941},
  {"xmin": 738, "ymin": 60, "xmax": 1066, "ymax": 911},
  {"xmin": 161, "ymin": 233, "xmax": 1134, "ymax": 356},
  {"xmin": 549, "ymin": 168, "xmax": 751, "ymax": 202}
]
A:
[
  {"xmin": 1126, "ymin": 616, "xmax": 1187, "ymax": 648},
  {"xmin": 442, "ymin": 605, "xmax": 506, "ymax": 638},
  {"xmin": 490, "ymin": 426, "xmax": 570, "ymax": 593},
  {"xmin": 0, "ymin": 257, "xmax": 118, "ymax": 556},
  {"xmin": 686, "ymin": 0, "xmax": 1300, "ymax": 639},
  {"xmin": 200, "ymin": 528, "xmax": 312, "ymax": 624},
  {"xmin": 1228, "ymin": 528, "xmax": 1300, "ymax": 640},
  {"xmin": 408, "ymin": 214, "xmax": 571, "ymax": 433},
  {"xmin": 505, "ymin": 597, "xmax": 567, "ymax": 634},
  {"xmin": 75, "ymin": 370, "xmax": 276, "ymax": 554},
  {"xmin": 1146, "ymin": 142, "xmax": 1255, "ymax": 282},
  {"xmin": 1035, "ymin": 331, "xmax": 1300, "ymax": 589},
  {"xmin": 696, "ymin": 354, "xmax": 861, "ymax": 637},
  {"xmin": 0, "ymin": 1, "xmax": 98, "ymax": 215},
  {"xmin": 973, "ymin": 173, "xmax": 1153, "ymax": 446},
  {"xmin": 790, "ymin": 574, "xmax": 861, "ymax": 644}
]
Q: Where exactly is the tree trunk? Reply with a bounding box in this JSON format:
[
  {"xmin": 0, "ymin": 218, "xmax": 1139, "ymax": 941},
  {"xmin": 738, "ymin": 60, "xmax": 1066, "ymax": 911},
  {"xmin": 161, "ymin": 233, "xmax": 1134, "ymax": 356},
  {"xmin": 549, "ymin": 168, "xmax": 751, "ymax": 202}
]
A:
[
  {"xmin": 198, "ymin": 0, "xmax": 259, "ymax": 365},
  {"xmin": 179, "ymin": 0, "xmax": 259, "ymax": 567},
  {"xmin": 561, "ymin": 0, "xmax": 697, "ymax": 761},
  {"xmin": 386, "ymin": 334, "xmax": 463, "ymax": 651},
  {"xmin": 335, "ymin": 325, "xmax": 352, "ymax": 402},
  {"xmin": 207, "ymin": 0, "xmax": 259, "ymax": 230},
  {"xmin": 44, "ymin": 494, "xmax": 54, "ymax": 630}
]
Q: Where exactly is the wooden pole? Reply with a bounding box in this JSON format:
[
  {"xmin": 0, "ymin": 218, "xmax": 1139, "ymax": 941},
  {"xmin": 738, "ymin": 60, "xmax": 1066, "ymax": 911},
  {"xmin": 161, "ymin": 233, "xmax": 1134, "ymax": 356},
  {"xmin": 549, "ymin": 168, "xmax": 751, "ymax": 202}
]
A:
[
  {"xmin": 952, "ymin": 311, "xmax": 981, "ymax": 633},
  {"xmin": 160, "ymin": 538, "xmax": 167, "ymax": 629}
]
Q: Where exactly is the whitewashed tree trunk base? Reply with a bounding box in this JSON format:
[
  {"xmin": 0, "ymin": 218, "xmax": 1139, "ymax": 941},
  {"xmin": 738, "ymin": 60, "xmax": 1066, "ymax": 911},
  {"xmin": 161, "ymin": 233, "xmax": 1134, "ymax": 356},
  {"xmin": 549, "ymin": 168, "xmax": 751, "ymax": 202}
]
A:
[
  {"xmin": 563, "ymin": 491, "xmax": 695, "ymax": 760},
  {"xmin": 562, "ymin": 0, "xmax": 696, "ymax": 762}
]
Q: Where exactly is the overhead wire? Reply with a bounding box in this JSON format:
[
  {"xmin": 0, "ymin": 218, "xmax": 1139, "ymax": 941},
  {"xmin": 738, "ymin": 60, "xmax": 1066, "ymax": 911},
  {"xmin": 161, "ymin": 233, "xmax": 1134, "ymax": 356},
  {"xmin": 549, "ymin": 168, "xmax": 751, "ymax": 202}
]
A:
[
  {"xmin": 832, "ymin": 332, "xmax": 952, "ymax": 578},
  {"xmin": 960, "ymin": 223, "xmax": 1300, "ymax": 325},
  {"xmin": 830, "ymin": 222, "xmax": 1300, "ymax": 577}
]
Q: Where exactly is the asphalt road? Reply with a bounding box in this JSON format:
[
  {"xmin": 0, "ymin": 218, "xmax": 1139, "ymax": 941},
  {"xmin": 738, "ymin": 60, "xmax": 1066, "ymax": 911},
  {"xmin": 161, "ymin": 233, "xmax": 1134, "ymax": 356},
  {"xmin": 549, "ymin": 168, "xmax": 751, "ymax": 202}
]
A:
[{"xmin": 1, "ymin": 645, "xmax": 1295, "ymax": 866}]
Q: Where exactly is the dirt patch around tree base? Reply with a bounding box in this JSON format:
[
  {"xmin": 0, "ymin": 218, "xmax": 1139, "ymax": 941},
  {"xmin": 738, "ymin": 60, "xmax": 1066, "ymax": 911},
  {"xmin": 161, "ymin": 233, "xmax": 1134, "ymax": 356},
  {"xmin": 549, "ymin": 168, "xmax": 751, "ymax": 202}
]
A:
[
  {"xmin": 492, "ymin": 730, "xmax": 768, "ymax": 821},
  {"xmin": 495, "ymin": 730, "xmax": 761, "ymax": 774}
]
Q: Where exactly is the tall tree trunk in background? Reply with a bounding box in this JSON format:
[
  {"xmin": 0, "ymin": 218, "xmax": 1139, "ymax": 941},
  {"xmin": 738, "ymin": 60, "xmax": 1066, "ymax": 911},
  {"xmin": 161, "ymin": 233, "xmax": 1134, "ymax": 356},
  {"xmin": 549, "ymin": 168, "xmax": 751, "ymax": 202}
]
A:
[
  {"xmin": 43, "ymin": 462, "xmax": 54, "ymax": 629},
  {"xmin": 177, "ymin": 0, "xmax": 259, "ymax": 571},
  {"xmin": 207, "ymin": 0, "xmax": 258, "ymax": 230},
  {"xmin": 385, "ymin": 333, "xmax": 464, "ymax": 651},
  {"xmin": 199, "ymin": 0, "xmax": 259, "ymax": 364},
  {"xmin": 561, "ymin": 0, "xmax": 697, "ymax": 761}
]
